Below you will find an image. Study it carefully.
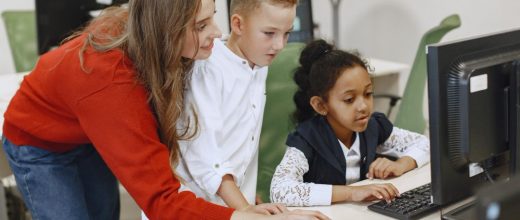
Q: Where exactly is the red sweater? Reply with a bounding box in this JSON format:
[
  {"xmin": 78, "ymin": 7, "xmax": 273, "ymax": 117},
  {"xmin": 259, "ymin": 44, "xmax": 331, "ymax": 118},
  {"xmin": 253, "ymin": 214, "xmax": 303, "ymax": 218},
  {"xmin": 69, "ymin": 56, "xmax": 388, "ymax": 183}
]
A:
[{"xmin": 3, "ymin": 35, "xmax": 234, "ymax": 220}]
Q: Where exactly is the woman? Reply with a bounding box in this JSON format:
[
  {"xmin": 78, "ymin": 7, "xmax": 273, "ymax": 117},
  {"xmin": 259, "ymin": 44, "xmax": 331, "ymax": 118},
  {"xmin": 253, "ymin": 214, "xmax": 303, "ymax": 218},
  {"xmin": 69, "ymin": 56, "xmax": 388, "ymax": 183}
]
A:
[{"xmin": 1, "ymin": 0, "xmax": 328, "ymax": 219}]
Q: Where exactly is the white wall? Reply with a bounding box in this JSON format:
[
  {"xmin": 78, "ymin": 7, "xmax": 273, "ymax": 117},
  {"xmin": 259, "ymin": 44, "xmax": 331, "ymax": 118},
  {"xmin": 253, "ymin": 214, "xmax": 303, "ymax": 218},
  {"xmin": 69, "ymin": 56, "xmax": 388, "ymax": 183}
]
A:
[
  {"xmin": 215, "ymin": 0, "xmax": 230, "ymax": 36},
  {"xmin": 301, "ymin": 0, "xmax": 520, "ymax": 123},
  {"xmin": 215, "ymin": 0, "xmax": 520, "ymax": 65},
  {"xmin": 0, "ymin": 0, "xmax": 229, "ymax": 75},
  {"xmin": 308, "ymin": 0, "xmax": 520, "ymax": 65},
  {"xmin": 0, "ymin": 0, "xmax": 34, "ymax": 75},
  {"xmin": 3, "ymin": 1, "xmax": 520, "ymax": 74}
]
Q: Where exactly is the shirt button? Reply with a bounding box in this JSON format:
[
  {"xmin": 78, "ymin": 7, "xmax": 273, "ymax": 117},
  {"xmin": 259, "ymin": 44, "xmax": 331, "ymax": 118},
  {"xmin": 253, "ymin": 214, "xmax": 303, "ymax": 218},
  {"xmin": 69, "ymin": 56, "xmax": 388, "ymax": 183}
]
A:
[
  {"xmin": 252, "ymin": 104, "xmax": 256, "ymax": 109},
  {"xmin": 242, "ymin": 61, "xmax": 247, "ymax": 65},
  {"xmin": 214, "ymin": 164, "xmax": 220, "ymax": 168},
  {"xmin": 252, "ymin": 136, "xmax": 254, "ymax": 141}
]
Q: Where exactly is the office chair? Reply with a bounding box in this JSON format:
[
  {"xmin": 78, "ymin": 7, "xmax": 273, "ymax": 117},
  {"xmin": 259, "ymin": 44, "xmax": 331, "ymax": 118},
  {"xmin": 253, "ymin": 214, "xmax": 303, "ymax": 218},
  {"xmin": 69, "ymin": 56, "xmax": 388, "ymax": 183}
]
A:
[
  {"xmin": 1, "ymin": 11, "xmax": 39, "ymax": 73},
  {"xmin": 375, "ymin": 14, "xmax": 461, "ymax": 134},
  {"xmin": 257, "ymin": 42, "xmax": 305, "ymax": 202},
  {"xmin": 0, "ymin": 186, "xmax": 7, "ymax": 220},
  {"xmin": 2, "ymin": 176, "xmax": 29, "ymax": 220}
]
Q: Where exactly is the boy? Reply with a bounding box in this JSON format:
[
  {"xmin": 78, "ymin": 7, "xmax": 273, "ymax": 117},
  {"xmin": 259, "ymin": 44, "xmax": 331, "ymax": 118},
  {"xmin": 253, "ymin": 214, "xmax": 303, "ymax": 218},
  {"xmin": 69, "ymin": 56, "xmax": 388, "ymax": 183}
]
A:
[{"xmin": 176, "ymin": 0, "xmax": 297, "ymax": 214}]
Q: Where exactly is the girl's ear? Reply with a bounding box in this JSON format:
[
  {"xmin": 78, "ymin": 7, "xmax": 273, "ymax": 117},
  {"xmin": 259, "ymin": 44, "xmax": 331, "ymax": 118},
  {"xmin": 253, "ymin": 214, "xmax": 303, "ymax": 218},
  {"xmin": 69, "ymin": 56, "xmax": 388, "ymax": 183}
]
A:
[
  {"xmin": 230, "ymin": 14, "xmax": 244, "ymax": 35},
  {"xmin": 310, "ymin": 96, "xmax": 328, "ymax": 116}
]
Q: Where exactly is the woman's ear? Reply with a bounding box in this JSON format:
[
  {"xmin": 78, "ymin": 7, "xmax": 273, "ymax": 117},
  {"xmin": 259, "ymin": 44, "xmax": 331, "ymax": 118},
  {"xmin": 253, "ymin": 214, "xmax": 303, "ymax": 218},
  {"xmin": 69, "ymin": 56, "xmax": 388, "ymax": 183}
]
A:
[
  {"xmin": 230, "ymin": 14, "xmax": 244, "ymax": 35},
  {"xmin": 310, "ymin": 96, "xmax": 328, "ymax": 116}
]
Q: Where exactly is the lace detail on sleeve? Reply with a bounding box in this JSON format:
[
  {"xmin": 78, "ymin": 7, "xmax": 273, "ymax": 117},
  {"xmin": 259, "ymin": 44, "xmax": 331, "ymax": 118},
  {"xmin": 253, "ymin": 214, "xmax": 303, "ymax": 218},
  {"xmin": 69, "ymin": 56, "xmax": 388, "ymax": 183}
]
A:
[
  {"xmin": 378, "ymin": 127, "xmax": 430, "ymax": 159},
  {"xmin": 270, "ymin": 147, "xmax": 331, "ymax": 206}
]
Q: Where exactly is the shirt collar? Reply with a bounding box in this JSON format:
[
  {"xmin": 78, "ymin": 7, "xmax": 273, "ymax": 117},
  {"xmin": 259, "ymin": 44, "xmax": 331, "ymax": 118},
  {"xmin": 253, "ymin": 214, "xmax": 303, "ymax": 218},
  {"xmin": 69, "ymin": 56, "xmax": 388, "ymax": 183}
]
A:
[
  {"xmin": 338, "ymin": 133, "xmax": 360, "ymax": 156},
  {"xmin": 216, "ymin": 38, "xmax": 263, "ymax": 71}
]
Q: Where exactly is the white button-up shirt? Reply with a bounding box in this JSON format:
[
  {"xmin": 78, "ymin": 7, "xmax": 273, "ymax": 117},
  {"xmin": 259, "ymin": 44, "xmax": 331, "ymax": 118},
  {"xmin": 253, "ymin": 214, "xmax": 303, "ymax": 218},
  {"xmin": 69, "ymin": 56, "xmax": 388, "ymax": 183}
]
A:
[
  {"xmin": 339, "ymin": 133, "xmax": 361, "ymax": 185},
  {"xmin": 176, "ymin": 39, "xmax": 268, "ymax": 205}
]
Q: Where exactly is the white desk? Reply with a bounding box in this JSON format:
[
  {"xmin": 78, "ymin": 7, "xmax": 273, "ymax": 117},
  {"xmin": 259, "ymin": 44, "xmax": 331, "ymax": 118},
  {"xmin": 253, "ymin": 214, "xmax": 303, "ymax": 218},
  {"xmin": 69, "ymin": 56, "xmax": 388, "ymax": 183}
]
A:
[
  {"xmin": 289, "ymin": 164, "xmax": 472, "ymax": 220},
  {"xmin": 369, "ymin": 58, "xmax": 410, "ymax": 78}
]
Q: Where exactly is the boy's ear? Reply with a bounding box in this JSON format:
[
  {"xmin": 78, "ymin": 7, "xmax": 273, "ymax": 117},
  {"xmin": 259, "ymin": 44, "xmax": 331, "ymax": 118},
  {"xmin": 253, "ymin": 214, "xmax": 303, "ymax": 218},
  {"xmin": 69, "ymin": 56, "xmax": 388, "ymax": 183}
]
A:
[
  {"xmin": 230, "ymin": 14, "xmax": 244, "ymax": 35},
  {"xmin": 310, "ymin": 96, "xmax": 328, "ymax": 116}
]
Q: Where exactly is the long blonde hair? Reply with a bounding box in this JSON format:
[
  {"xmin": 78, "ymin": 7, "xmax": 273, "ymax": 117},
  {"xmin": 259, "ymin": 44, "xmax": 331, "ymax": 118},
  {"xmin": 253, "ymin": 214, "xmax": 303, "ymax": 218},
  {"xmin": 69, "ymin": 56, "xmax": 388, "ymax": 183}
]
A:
[{"xmin": 72, "ymin": 0, "xmax": 201, "ymax": 169}]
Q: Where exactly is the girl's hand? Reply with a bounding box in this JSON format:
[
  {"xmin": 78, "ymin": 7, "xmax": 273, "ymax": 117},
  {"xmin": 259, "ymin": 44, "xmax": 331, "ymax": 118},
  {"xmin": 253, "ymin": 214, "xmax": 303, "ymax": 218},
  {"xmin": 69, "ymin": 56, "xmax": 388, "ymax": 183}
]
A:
[
  {"xmin": 242, "ymin": 203, "xmax": 289, "ymax": 215},
  {"xmin": 348, "ymin": 183, "xmax": 400, "ymax": 203},
  {"xmin": 367, "ymin": 156, "xmax": 417, "ymax": 179}
]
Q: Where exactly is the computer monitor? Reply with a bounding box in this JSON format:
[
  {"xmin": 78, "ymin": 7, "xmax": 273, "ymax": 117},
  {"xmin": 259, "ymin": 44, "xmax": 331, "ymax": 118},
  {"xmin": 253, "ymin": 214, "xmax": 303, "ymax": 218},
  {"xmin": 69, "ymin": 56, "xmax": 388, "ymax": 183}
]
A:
[
  {"xmin": 35, "ymin": 0, "xmax": 128, "ymax": 54},
  {"xmin": 226, "ymin": 0, "xmax": 314, "ymax": 43},
  {"xmin": 288, "ymin": 0, "xmax": 314, "ymax": 43},
  {"xmin": 427, "ymin": 28, "xmax": 520, "ymax": 206}
]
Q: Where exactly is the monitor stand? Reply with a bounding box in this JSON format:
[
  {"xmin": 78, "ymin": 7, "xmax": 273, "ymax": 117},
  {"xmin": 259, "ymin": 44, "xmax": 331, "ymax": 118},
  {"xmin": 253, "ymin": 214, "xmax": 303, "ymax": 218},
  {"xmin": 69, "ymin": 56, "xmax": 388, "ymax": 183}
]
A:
[{"xmin": 441, "ymin": 201, "xmax": 477, "ymax": 220}]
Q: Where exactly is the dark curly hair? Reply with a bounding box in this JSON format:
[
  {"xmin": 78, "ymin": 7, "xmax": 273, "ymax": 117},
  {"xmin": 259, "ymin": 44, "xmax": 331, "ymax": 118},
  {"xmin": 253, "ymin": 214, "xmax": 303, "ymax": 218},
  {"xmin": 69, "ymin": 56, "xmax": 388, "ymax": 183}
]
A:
[{"xmin": 292, "ymin": 39, "xmax": 369, "ymax": 124}]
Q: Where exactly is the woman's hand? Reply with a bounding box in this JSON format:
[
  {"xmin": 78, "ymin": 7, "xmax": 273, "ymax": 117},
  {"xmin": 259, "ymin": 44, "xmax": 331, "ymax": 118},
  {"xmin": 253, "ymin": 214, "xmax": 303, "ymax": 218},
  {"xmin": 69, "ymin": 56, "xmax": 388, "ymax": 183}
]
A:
[
  {"xmin": 347, "ymin": 183, "xmax": 400, "ymax": 203},
  {"xmin": 241, "ymin": 203, "xmax": 288, "ymax": 215},
  {"xmin": 366, "ymin": 156, "xmax": 417, "ymax": 179}
]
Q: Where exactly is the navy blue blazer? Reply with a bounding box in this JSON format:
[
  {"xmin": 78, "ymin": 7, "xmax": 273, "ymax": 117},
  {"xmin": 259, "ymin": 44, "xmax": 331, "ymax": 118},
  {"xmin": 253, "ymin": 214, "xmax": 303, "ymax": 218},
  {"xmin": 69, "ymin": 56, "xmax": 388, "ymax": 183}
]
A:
[{"xmin": 285, "ymin": 112, "xmax": 393, "ymax": 185}]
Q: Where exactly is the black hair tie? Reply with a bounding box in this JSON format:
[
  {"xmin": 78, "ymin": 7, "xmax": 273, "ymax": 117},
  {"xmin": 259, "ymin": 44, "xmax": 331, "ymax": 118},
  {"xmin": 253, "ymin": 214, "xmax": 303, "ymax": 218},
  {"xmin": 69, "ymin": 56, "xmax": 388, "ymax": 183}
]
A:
[{"xmin": 319, "ymin": 49, "xmax": 331, "ymax": 59}]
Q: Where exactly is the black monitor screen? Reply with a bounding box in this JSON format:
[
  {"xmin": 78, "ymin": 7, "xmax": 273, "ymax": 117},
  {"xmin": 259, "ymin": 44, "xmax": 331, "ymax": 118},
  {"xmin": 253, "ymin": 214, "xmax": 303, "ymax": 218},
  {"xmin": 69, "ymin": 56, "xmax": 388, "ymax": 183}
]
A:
[
  {"xmin": 36, "ymin": 0, "xmax": 128, "ymax": 55},
  {"xmin": 427, "ymin": 28, "xmax": 520, "ymax": 206},
  {"xmin": 289, "ymin": 0, "xmax": 313, "ymax": 43}
]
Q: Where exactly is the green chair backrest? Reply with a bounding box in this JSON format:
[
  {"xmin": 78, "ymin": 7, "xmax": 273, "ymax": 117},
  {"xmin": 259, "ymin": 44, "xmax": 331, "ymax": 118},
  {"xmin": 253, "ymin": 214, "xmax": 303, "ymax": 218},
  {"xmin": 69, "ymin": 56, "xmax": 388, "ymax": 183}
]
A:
[
  {"xmin": 393, "ymin": 14, "xmax": 461, "ymax": 134},
  {"xmin": 2, "ymin": 11, "xmax": 39, "ymax": 72},
  {"xmin": 257, "ymin": 42, "xmax": 305, "ymax": 202}
]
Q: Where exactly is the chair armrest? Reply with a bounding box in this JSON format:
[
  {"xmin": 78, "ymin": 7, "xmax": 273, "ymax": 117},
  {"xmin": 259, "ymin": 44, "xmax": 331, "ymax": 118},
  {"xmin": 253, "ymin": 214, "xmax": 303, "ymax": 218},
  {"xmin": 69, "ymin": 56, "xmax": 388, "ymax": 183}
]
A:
[{"xmin": 374, "ymin": 94, "xmax": 401, "ymax": 106}]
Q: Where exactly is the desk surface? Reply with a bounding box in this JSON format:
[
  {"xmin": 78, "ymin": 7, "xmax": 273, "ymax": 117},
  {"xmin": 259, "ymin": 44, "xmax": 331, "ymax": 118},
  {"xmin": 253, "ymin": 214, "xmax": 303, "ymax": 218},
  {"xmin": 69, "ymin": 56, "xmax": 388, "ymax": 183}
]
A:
[
  {"xmin": 289, "ymin": 164, "xmax": 433, "ymax": 219},
  {"xmin": 289, "ymin": 164, "xmax": 471, "ymax": 220},
  {"xmin": 289, "ymin": 163, "xmax": 472, "ymax": 220}
]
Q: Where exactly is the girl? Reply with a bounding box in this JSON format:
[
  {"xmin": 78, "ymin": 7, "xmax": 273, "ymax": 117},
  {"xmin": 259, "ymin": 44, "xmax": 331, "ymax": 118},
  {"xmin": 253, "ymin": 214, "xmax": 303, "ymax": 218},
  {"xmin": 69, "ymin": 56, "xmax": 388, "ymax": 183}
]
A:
[
  {"xmin": 270, "ymin": 40, "xmax": 430, "ymax": 206},
  {"xmin": 1, "ymin": 0, "xmax": 327, "ymax": 219}
]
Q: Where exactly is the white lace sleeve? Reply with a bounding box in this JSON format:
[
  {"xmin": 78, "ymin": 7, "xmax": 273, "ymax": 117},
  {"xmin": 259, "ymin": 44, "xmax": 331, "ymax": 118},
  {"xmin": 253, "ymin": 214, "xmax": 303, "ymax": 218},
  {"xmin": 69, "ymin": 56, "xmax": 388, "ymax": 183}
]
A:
[
  {"xmin": 270, "ymin": 147, "xmax": 332, "ymax": 206},
  {"xmin": 377, "ymin": 127, "xmax": 430, "ymax": 167}
]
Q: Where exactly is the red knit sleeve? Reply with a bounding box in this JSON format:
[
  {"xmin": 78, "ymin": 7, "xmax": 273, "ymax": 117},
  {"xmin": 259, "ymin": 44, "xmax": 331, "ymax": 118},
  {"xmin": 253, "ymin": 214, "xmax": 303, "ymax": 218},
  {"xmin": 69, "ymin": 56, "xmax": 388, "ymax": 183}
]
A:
[{"xmin": 73, "ymin": 81, "xmax": 234, "ymax": 220}]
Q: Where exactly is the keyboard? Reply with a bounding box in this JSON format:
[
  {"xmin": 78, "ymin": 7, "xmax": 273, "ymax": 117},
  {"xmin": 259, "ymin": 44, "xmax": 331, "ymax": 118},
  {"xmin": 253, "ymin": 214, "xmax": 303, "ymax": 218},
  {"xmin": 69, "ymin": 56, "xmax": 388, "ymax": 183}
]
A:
[{"xmin": 368, "ymin": 183, "xmax": 440, "ymax": 220}]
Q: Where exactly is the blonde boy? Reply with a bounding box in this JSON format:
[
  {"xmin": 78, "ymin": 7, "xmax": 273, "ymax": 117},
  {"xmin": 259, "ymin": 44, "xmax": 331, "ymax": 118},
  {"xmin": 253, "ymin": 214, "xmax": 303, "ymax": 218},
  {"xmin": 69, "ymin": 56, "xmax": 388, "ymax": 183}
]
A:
[{"xmin": 176, "ymin": 0, "xmax": 297, "ymax": 214}]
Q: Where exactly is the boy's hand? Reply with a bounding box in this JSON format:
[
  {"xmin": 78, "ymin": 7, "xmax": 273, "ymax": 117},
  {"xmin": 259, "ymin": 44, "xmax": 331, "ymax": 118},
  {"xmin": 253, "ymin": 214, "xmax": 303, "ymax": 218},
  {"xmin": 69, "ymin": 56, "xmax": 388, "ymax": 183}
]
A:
[
  {"xmin": 347, "ymin": 184, "xmax": 400, "ymax": 203},
  {"xmin": 367, "ymin": 156, "xmax": 417, "ymax": 179},
  {"xmin": 255, "ymin": 194, "xmax": 264, "ymax": 204},
  {"xmin": 242, "ymin": 203, "xmax": 288, "ymax": 215}
]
